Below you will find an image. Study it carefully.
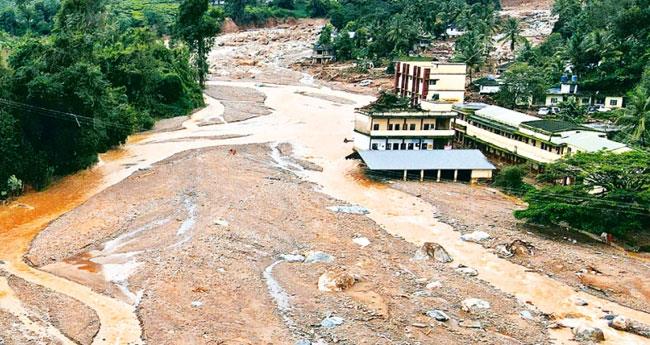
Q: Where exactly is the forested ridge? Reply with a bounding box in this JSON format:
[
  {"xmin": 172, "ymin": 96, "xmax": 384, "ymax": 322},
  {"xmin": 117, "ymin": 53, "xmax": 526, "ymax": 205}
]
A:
[{"xmin": 0, "ymin": 0, "xmax": 213, "ymax": 198}]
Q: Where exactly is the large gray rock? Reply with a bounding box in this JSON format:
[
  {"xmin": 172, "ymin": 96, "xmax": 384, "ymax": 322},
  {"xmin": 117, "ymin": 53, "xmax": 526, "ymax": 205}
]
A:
[
  {"xmin": 609, "ymin": 316, "xmax": 650, "ymax": 338},
  {"xmin": 304, "ymin": 251, "xmax": 334, "ymax": 264},
  {"xmin": 420, "ymin": 242, "xmax": 453, "ymax": 263},
  {"xmin": 321, "ymin": 316, "xmax": 344, "ymax": 328},
  {"xmin": 573, "ymin": 325, "xmax": 605, "ymax": 342},
  {"xmin": 426, "ymin": 309, "xmax": 450, "ymax": 321},
  {"xmin": 460, "ymin": 231, "xmax": 490, "ymax": 243},
  {"xmin": 461, "ymin": 298, "xmax": 490, "ymax": 312},
  {"xmin": 326, "ymin": 205, "xmax": 369, "ymax": 215}
]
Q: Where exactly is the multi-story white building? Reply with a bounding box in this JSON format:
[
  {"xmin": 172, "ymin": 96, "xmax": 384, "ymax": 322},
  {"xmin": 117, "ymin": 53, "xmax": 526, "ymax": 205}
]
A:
[
  {"xmin": 394, "ymin": 60, "xmax": 466, "ymax": 107},
  {"xmin": 454, "ymin": 104, "xmax": 630, "ymax": 168}
]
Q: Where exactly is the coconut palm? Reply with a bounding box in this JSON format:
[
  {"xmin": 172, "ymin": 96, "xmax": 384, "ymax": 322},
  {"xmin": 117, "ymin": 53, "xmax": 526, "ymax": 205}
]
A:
[
  {"xmin": 616, "ymin": 87, "xmax": 650, "ymax": 148},
  {"xmin": 498, "ymin": 17, "xmax": 523, "ymax": 51}
]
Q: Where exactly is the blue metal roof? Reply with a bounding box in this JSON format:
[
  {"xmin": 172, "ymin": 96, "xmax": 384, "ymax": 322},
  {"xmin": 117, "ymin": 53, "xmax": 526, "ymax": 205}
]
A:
[{"xmin": 358, "ymin": 150, "xmax": 496, "ymax": 170}]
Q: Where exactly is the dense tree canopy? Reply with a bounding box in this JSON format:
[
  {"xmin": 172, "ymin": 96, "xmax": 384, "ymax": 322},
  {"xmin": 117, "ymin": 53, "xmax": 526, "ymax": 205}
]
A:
[
  {"xmin": 0, "ymin": 0, "xmax": 205, "ymax": 197},
  {"xmin": 515, "ymin": 151, "xmax": 650, "ymax": 240}
]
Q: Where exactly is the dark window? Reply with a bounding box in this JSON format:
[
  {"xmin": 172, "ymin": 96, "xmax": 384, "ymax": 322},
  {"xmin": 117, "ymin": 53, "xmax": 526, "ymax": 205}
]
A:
[
  {"xmin": 394, "ymin": 124, "xmax": 401, "ymax": 130},
  {"xmin": 371, "ymin": 143, "xmax": 378, "ymax": 150},
  {"xmin": 400, "ymin": 142, "xmax": 406, "ymax": 150},
  {"xmin": 409, "ymin": 124, "xmax": 416, "ymax": 130},
  {"xmin": 373, "ymin": 123, "xmax": 379, "ymax": 130},
  {"xmin": 386, "ymin": 144, "xmax": 391, "ymax": 150},
  {"xmin": 423, "ymin": 123, "xmax": 430, "ymax": 130},
  {"xmin": 610, "ymin": 99, "xmax": 618, "ymax": 106},
  {"xmin": 388, "ymin": 124, "xmax": 393, "ymax": 130},
  {"xmin": 393, "ymin": 143, "xmax": 399, "ymax": 150},
  {"xmin": 407, "ymin": 143, "xmax": 414, "ymax": 150},
  {"xmin": 421, "ymin": 143, "xmax": 428, "ymax": 150}
]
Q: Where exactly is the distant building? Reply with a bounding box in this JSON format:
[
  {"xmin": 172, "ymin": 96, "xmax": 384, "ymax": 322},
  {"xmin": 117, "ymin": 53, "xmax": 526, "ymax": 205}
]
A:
[
  {"xmin": 352, "ymin": 59, "xmax": 494, "ymax": 183},
  {"xmin": 454, "ymin": 104, "xmax": 630, "ymax": 168},
  {"xmin": 474, "ymin": 76, "xmax": 502, "ymax": 94},
  {"xmin": 311, "ymin": 43, "xmax": 335, "ymax": 64},
  {"xmin": 545, "ymin": 74, "xmax": 624, "ymax": 110},
  {"xmin": 394, "ymin": 59, "xmax": 466, "ymax": 107}
]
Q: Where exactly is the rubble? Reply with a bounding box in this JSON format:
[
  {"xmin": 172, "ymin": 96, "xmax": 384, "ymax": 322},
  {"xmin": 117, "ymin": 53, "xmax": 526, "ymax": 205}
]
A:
[
  {"xmin": 455, "ymin": 266, "xmax": 479, "ymax": 277},
  {"xmin": 460, "ymin": 231, "xmax": 491, "ymax": 243},
  {"xmin": 572, "ymin": 325, "xmax": 605, "ymax": 342},
  {"xmin": 609, "ymin": 316, "xmax": 650, "ymax": 338},
  {"xmin": 320, "ymin": 316, "xmax": 344, "ymax": 328},
  {"xmin": 304, "ymin": 251, "xmax": 334, "ymax": 264},
  {"xmin": 426, "ymin": 309, "xmax": 450, "ymax": 321},
  {"xmin": 461, "ymin": 298, "xmax": 491, "ymax": 312},
  {"xmin": 418, "ymin": 242, "xmax": 453, "ymax": 263},
  {"xmin": 318, "ymin": 269, "xmax": 357, "ymax": 292},
  {"xmin": 352, "ymin": 237, "xmax": 370, "ymax": 247},
  {"xmin": 280, "ymin": 254, "xmax": 305, "ymax": 263}
]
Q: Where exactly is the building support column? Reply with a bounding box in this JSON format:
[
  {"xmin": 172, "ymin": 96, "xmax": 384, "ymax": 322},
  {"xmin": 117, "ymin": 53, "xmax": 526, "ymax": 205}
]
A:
[
  {"xmin": 420, "ymin": 170, "xmax": 424, "ymax": 182},
  {"xmin": 403, "ymin": 170, "xmax": 407, "ymax": 181},
  {"xmin": 436, "ymin": 170, "xmax": 441, "ymax": 182},
  {"xmin": 453, "ymin": 169, "xmax": 458, "ymax": 182}
]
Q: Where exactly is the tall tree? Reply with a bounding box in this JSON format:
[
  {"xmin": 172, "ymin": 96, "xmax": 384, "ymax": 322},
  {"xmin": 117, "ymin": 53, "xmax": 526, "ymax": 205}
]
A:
[
  {"xmin": 616, "ymin": 87, "xmax": 650, "ymax": 148},
  {"xmin": 176, "ymin": 0, "xmax": 223, "ymax": 87},
  {"xmin": 452, "ymin": 30, "xmax": 486, "ymax": 83},
  {"xmin": 499, "ymin": 17, "xmax": 522, "ymax": 51}
]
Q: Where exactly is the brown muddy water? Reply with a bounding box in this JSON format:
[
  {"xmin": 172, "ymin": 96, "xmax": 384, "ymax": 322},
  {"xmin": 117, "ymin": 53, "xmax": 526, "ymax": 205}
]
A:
[{"xmin": 0, "ymin": 81, "xmax": 649, "ymax": 344}]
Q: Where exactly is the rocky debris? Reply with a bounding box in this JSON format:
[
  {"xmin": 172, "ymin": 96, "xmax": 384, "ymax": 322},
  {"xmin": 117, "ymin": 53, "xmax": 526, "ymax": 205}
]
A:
[
  {"xmin": 304, "ymin": 251, "xmax": 334, "ymax": 264},
  {"xmin": 572, "ymin": 325, "xmax": 605, "ymax": 342},
  {"xmin": 460, "ymin": 231, "xmax": 491, "ymax": 243},
  {"xmin": 426, "ymin": 309, "xmax": 450, "ymax": 321},
  {"xmin": 418, "ymin": 242, "xmax": 453, "ymax": 263},
  {"xmin": 455, "ymin": 265, "xmax": 479, "ymax": 277},
  {"xmin": 520, "ymin": 310, "xmax": 534, "ymax": 320},
  {"xmin": 426, "ymin": 280, "xmax": 442, "ymax": 289},
  {"xmin": 462, "ymin": 298, "xmax": 491, "ymax": 312},
  {"xmin": 320, "ymin": 316, "xmax": 345, "ymax": 328},
  {"xmin": 574, "ymin": 297, "xmax": 589, "ymax": 306},
  {"xmin": 496, "ymin": 239, "xmax": 535, "ymax": 257},
  {"xmin": 280, "ymin": 254, "xmax": 305, "ymax": 263},
  {"xmin": 352, "ymin": 236, "xmax": 370, "ymax": 247},
  {"xmin": 326, "ymin": 205, "xmax": 369, "ymax": 215},
  {"xmin": 191, "ymin": 301, "xmax": 203, "ymax": 308},
  {"xmin": 318, "ymin": 269, "xmax": 357, "ymax": 292},
  {"xmin": 609, "ymin": 316, "xmax": 650, "ymax": 338}
]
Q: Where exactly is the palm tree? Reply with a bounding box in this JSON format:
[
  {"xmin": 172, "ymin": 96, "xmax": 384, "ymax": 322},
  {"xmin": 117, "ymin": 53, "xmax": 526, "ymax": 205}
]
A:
[
  {"xmin": 616, "ymin": 87, "xmax": 650, "ymax": 148},
  {"xmin": 453, "ymin": 30, "xmax": 486, "ymax": 83},
  {"xmin": 499, "ymin": 17, "xmax": 523, "ymax": 51}
]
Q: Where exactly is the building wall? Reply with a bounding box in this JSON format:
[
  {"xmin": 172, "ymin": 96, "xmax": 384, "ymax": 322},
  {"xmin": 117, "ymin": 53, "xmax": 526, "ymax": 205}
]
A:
[
  {"xmin": 605, "ymin": 96, "xmax": 623, "ymax": 108},
  {"xmin": 395, "ymin": 61, "xmax": 466, "ymax": 105},
  {"xmin": 457, "ymin": 118, "xmax": 562, "ymax": 163},
  {"xmin": 471, "ymin": 169, "xmax": 493, "ymax": 180},
  {"xmin": 353, "ymin": 131, "xmax": 371, "ymax": 151}
]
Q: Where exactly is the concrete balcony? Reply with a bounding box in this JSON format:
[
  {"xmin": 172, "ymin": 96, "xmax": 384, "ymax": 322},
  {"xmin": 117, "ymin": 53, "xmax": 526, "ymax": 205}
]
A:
[{"xmin": 370, "ymin": 129, "xmax": 455, "ymax": 137}]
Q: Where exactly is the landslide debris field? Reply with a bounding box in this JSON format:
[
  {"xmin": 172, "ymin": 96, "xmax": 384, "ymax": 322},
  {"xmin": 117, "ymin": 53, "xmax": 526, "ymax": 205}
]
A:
[{"xmin": 2, "ymin": 17, "xmax": 650, "ymax": 345}]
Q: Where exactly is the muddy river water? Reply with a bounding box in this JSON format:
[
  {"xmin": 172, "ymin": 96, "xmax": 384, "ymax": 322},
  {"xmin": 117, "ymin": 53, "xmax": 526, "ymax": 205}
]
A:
[{"xmin": 1, "ymin": 80, "xmax": 649, "ymax": 344}]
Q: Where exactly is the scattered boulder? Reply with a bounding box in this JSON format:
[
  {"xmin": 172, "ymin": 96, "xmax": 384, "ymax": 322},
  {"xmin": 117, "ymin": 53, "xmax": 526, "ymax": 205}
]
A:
[
  {"xmin": 520, "ymin": 310, "xmax": 534, "ymax": 320},
  {"xmin": 352, "ymin": 237, "xmax": 370, "ymax": 247},
  {"xmin": 455, "ymin": 265, "xmax": 478, "ymax": 277},
  {"xmin": 609, "ymin": 316, "xmax": 650, "ymax": 338},
  {"xmin": 426, "ymin": 309, "xmax": 450, "ymax": 321},
  {"xmin": 573, "ymin": 325, "xmax": 605, "ymax": 342},
  {"xmin": 420, "ymin": 242, "xmax": 453, "ymax": 263},
  {"xmin": 305, "ymin": 251, "xmax": 334, "ymax": 264},
  {"xmin": 191, "ymin": 301, "xmax": 203, "ymax": 308},
  {"xmin": 318, "ymin": 269, "xmax": 357, "ymax": 292},
  {"xmin": 460, "ymin": 231, "xmax": 491, "ymax": 243},
  {"xmin": 321, "ymin": 316, "xmax": 344, "ymax": 328},
  {"xmin": 507, "ymin": 240, "xmax": 535, "ymax": 256},
  {"xmin": 426, "ymin": 280, "xmax": 442, "ymax": 290},
  {"xmin": 574, "ymin": 297, "xmax": 589, "ymax": 306},
  {"xmin": 280, "ymin": 254, "xmax": 305, "ymax": 263},
  {"xmin": 497, "ymin": 239, "xmax": 535, "ymax": 257},
  {"xmin": 326, "ymin": 205, "xmax": 369, "ymax": 215},
  {"xmin": 461, "ymin": 298, "xmax": 491, "ymax": 312}
]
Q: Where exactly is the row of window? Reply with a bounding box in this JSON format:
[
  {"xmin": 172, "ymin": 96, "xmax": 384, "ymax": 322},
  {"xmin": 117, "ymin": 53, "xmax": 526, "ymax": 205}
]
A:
[
  {"xmin": 371, "ymin": 142, "xmax": 430, "ymax": 150},
  {"xmin": 468, "ymin": 120, "xmax": 563, "ymax": 154},
  {"xmin": 372, "ymin": 123, "xmax": 440, "ymax": 131},
  {"xmin": 549, "ymin": 97, "xmax": 618, "ymax": 106}
]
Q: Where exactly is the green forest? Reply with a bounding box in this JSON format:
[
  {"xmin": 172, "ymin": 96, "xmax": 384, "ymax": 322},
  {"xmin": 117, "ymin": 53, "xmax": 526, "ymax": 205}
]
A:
[{"xmin": 0, "ymin": 0, "xmax": 220, "ymax": 198}]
